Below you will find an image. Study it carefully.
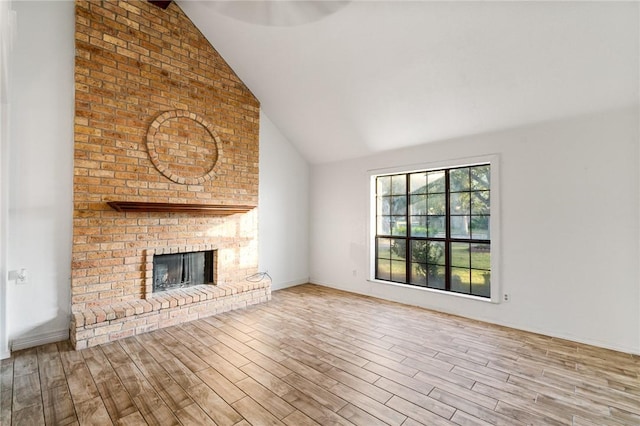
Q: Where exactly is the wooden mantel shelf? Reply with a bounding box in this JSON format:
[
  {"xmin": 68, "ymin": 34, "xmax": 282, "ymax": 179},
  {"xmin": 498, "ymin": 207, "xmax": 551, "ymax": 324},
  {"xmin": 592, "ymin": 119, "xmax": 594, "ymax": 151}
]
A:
[{"xmin": 107, "ymin": 201, "xmax": 255, "ymax": 215}]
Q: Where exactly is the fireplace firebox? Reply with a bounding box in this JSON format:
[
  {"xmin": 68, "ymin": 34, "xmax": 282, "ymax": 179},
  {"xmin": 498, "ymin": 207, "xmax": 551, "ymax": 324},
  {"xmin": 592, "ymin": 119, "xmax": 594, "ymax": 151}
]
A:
[{"xmin": 153, "ymin": 250, "xmax": 214, "ymax": 293}]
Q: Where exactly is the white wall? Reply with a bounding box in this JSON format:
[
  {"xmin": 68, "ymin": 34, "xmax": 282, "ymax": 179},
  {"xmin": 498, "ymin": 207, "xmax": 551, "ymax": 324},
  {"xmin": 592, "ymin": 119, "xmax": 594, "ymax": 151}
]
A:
[
  {"xmin": 0, "ymin": 0, "xmax": 15, "ymax": 359},
  {"xmin": 310, "ymin": 107, "xmax": 640, "ymax": 354},
  {"xmin": 259, "ymin": 111, "xmax": 310, "ymax": 289},
  {"xmin": 5, "ymin": 1, "xmax": 74, "ymax": 353}
]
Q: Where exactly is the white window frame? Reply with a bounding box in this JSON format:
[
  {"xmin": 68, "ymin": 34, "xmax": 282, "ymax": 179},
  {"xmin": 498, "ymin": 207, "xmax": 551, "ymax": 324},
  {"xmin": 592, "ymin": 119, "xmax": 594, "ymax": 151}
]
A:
[{"xmin": 368, "ymin": 154, "xmax": 501, "ymax": 303}]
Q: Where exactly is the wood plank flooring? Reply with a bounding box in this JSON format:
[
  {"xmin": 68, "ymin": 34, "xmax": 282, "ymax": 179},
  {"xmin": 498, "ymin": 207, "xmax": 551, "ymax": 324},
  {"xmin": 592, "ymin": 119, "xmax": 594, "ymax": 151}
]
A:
[{"xmin": 1, "ymin": 284, "xmax": 639, "ymax": 425}]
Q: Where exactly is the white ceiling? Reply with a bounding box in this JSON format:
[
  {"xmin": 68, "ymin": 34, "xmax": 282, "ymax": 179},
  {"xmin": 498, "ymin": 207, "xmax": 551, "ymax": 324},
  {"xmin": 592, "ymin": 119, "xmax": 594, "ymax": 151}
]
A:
[{"xmin": 179, "ymin": 1, "xmax": 639, "ymax": 164}]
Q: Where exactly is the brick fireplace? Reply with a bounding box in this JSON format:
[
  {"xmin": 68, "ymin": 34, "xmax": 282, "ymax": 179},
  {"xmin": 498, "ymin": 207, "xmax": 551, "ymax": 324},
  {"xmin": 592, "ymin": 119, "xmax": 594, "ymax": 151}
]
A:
[{"xmin": 70, "ymin": 0, "xmax": 268, "ymax": 349}]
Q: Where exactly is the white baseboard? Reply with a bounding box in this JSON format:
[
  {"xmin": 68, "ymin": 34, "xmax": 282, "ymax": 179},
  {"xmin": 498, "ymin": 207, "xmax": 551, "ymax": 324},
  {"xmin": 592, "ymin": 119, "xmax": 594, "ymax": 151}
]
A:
[
  {"xmin": 10, "ymin": 329, "xmax": 69, "ymax": 352},
  {"xmin": 0, "ymin": 350, "xmax": 10, "ymax": 360},
  {"xmin": 271, "ymin": 277, "xmax": 310, "ymax": 291},
  {"xmin": 309, "ymin": 279, "xmax": 364, "ymax": 294}
]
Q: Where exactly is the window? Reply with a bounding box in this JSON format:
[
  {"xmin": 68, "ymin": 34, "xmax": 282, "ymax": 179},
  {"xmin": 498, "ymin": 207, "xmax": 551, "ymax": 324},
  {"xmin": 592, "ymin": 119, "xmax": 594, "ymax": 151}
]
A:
[{"xmin": 373, "ymin": 163, "xmax": 493, "ymax": 298}]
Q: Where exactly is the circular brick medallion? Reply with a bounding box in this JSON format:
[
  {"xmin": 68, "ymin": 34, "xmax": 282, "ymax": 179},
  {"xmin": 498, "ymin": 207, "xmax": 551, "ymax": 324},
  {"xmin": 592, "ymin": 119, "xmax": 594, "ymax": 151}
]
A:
[{"xmin": 146, "ymin": 110, "xmax": 222, "ymax": 185}]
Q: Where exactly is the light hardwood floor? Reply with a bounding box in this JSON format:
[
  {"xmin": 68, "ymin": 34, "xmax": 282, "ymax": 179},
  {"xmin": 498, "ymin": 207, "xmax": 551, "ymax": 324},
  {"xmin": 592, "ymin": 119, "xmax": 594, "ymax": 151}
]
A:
[{"xmin": 1, "ymin": 284, "xmax": 639, "ymax": 425}]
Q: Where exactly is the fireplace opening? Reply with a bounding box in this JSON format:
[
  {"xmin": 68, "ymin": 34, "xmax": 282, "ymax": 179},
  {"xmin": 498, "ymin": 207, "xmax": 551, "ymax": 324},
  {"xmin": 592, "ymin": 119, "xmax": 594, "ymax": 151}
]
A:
[{"xmin": 153, "ymin": 250, "xmax": 215, "ymax": 293}]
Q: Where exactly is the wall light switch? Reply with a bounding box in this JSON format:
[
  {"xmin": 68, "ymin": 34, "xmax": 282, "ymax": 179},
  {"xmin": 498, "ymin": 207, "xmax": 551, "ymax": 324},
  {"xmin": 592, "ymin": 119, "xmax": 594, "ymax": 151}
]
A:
[{"xmin": 9, "ymin": 269, "xmax": 28, "ymax": 284}]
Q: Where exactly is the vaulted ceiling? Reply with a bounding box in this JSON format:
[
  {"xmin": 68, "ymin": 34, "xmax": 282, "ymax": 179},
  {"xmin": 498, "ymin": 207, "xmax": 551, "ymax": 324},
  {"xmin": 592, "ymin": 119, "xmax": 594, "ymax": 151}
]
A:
[{"xmin": 179, "ymin": 1, "xmax": 639, "ymax": 164}]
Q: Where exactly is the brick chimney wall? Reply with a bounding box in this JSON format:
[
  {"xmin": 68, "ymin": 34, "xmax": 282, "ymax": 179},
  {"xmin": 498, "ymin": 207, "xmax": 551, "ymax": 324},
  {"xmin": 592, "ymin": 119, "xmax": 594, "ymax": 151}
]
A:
[{"xmin": 72, "ymin": 0, "xmax": 260, "ymax": 313}]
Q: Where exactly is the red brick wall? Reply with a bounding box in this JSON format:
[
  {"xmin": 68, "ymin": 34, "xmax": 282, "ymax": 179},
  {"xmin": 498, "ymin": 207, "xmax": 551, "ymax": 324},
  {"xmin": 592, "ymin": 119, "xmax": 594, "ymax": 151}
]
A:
[{"xmin": 72, "ymin": 0, "xmax": 260, "ymax": 311}]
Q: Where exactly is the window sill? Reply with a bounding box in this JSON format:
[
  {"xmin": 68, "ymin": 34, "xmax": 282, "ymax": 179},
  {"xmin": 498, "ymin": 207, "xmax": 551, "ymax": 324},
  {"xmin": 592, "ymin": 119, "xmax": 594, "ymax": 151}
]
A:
[{"xmin": 367, "ymin": 278, "xmax": 499, "ymax": 304}]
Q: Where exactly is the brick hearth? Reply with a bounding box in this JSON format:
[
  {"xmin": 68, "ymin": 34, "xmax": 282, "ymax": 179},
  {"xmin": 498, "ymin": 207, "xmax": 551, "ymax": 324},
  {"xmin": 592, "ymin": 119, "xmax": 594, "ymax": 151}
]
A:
[{"xmin": 70, "ymin": 280, "xmax": 270, "ymax": 349}]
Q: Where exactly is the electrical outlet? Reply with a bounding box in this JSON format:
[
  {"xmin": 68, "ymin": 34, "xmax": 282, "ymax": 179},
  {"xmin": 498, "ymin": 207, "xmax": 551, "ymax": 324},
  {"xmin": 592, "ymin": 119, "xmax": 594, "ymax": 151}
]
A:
[{"xmin": 503, "ymin": 293, "xmax": 509, "ymax": 302}]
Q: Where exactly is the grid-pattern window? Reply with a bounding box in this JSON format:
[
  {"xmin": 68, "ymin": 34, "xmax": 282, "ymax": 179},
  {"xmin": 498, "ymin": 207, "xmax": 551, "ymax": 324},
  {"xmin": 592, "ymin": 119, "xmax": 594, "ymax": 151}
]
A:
[{"xmin": 375, "ymin": 164, "xmax": 491, "ymax": 297}]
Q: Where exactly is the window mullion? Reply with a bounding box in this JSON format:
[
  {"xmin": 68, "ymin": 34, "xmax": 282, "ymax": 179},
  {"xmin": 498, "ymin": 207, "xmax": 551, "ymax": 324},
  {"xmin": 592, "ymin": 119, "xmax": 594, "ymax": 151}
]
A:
[
  {"xmin": 444, "ymin": 170, "xmax": 451, "ymax": 291},
  {"xmin": 405, "ymin": 174, "xmax": 411, "ymax": 285}
]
